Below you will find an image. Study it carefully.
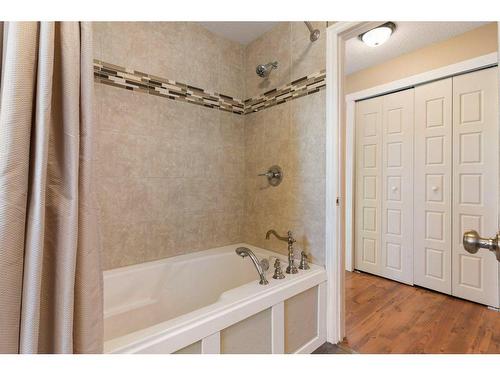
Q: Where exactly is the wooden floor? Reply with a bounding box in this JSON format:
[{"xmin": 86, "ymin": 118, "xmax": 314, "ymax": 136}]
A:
[{"xmin": 344, "ymin": 270, "xmax": 500, "ymax": 354}]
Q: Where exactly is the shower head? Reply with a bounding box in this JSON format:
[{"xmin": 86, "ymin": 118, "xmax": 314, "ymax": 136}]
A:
[
  {"xmin": 256, "ymin": 61, "xmax": 278, "ymax": 78},
  {"xmin": 304, "ymin": 21, "xmax": 320, "ymax": 42}
]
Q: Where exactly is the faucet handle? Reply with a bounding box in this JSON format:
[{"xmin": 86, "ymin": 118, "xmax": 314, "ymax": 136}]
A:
[
  {"xmin": 272, "ymin": 258, "xmax": 286, "ymax": 279},
  {"xmin": 298, "ymin": 251, "xmax": 310, "ymax": 270}
]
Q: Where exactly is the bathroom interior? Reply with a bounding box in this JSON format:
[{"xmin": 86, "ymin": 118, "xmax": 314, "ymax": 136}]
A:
[
  {"xmin": 94, "ymin": 21, "xmax": 329, "ymax": 354},
  {"xmin": 1, "ymin": 12, "xmax": 499, "ymax": 361},
  {"xmin": 1, "ymin": 20, "xmax": 330, "ymax": 355}
]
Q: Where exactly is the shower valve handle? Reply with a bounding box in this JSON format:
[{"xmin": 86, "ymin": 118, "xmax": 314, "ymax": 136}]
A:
[
  {"xmin": 258, "ymin": 171, "xmax": 275, "ymax": 178},
  {"xmin": 258, "ymin": 166, "xmax": 283, "ymax": 187}
]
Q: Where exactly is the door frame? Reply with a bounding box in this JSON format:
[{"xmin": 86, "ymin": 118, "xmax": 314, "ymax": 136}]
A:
[{"xmin": 325, "ymin": 21, "xmax": 500, "ymax": 343}]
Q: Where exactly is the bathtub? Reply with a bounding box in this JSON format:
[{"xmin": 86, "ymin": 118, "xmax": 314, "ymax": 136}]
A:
[{"xmin": 104, "ymin": 243, "xmax": 327, "ymax": 354}]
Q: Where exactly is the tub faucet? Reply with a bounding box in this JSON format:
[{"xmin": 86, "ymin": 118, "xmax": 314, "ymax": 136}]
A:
[
  {"xmin": 265, "ymin": 229, "xmax": 298, "ymax": 274},
  {"xmin": 235, "ymin": 247, "xmax": 269, "ymax": 285}
]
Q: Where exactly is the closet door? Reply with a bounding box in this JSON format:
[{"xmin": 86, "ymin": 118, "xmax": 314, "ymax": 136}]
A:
[
  {"xmin": 414, "ymin": 78, "xmax": 452, "ymax": 294},
  {"xmin": 355, "ymin": 97, "xmax": 383, "ymax": 275},
  {"xmin": 381, "ymin": 90, "xmax": 414, "ymax": 284},
  {"xmin": 452, "ymin": 67, "xmax": 499, "ymax": 308}
]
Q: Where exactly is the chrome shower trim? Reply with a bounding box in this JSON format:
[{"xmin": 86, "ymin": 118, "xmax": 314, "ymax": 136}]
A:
[
  {"xmin": 265, "ymin": 230, "xmax": 298, "ymax": 274},
  {"xmin": 256, "ymin": 61, "xmax": 278, "ymax": 78}
]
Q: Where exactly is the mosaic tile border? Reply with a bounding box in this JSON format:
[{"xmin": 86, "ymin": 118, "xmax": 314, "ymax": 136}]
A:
[
  {"xmin": 94, "ymin": 60, "xmax": 325, "ymax": 115},
  {"xmin": 243, "ymin": 70, "xmax": 326, "ymax": 114},
  {"xmin": 94, "ymin": 60, "xmax": 245, "ymax": 115}
]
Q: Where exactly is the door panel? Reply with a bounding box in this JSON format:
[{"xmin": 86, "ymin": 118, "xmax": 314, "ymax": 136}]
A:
[
  {"xmin": 452, "ymin": 67, "xmax": 499, "ymax": 308},
  {"xmin": 355, "ymin": 97, "xmax": 383, "ymax": 275},
  {"xmin": 355, "ymin": 90, "xmax": 414, "ymax": 284},
  {"xmin": 354, "ymin": 68, "xmax": 499, "ymax": 307},
  {"xmin": 414, "ymin": 78, "xmax": 452, "ymax": 294},
  {"xmin": 381, "ymin": 90, "xmax": 414, "ymax": 284}
]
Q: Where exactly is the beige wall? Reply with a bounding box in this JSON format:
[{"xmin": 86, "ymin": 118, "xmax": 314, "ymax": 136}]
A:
[
  {"xmin": 93, "ymin": 22, "xmax": 246, "ymax": 269},
  {"xmin": 346, "ymin": 23, "xmax": 498, "ymax": 94},
  {"xmin": 93, "ymin": 22, "xmax": 245, "ymax": 98},
  {"xmin": 243, "ymin": 22, "xmax": 327, "ymax": 265},
  {"xmin": 220, "ymin": 308, "xmax": 272, "ymax": 354},
  {"xmin": 244, "ymin": 22, "xmax": 326, "ymax": 98},
  {"xmin": 284, "ymin": 286, "xmax": 318, "ymax": 353},
  {"xmin": 93, "ymin": 21, "xmax": 328, "ymax": 269}
]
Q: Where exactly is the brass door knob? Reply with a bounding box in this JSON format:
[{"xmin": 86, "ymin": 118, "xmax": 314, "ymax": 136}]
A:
[{"xmin": 463, "ymin": 230, "xmax": 500, "ymax": 262}]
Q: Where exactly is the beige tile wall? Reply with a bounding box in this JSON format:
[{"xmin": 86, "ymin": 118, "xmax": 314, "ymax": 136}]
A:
[
  {"xmin": 244, "ymin": 22, "xmax": 326, "ymax": 98},
  {"xmin": 93, "ymin": 21, "xmax": 327, "ymax": 269},
  {"xmin": 93, "ymin": 22, "xmax": 245, "ymax": 98},
  {"xmin": 93, "ymin": 22, "xmax": 246, "ymax": 269},
  {"xmin": 243, "ymin": 22, "xmax": 327, "ymax": 265}
]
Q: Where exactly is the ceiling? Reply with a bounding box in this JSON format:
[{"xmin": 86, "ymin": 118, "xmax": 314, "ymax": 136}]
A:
[
  {"xmin": 345, "ymin": 22, "xmax": 490, "ymax": 75},
  {"xmin": 198, "ymin": 22, "xmax": 281, "ymax": 45},
  {"xmin": 198, "ymin": 22, "xmax": 491, "ymax": 72}
]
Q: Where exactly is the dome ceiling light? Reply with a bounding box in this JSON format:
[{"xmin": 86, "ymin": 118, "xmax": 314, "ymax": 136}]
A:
[{"xmin": 359, "ymin": 22, "xmax": 396, "ymax": 47}]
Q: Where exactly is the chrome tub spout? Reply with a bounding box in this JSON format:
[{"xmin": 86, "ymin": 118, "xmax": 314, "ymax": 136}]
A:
[{"xmin": 265, "ymin": 229, "xmax": 298, "ymax": 274}]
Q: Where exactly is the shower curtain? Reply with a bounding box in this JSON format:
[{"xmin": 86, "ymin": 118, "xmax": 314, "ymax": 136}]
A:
[{"xmin": 0, "ymin": 22, "xmax": 103, "ymax": 353}]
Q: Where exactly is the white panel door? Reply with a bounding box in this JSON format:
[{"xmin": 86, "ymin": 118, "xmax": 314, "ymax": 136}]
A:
[
  {"xmin": 452, "ymin": 67, "xmax": 499, "ymax": 308},
  {"xmin": 355, "ymin": 97, "xmax": 383, "ymax": 275},
  {"xmin": 381, "ymin": 90, "xmax": 414, "ymax": 284},
  {"xmin": 414, "ymin": 78, "xmax": 452, "ymax": 294}
]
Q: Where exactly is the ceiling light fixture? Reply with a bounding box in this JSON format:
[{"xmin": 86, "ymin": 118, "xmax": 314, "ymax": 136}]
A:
[{"xmin": 359, "ymin": 22, "xmax": 396, "ymax": 47}]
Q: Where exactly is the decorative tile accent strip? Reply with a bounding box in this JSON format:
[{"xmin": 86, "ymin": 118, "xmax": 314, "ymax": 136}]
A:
[
  {"xmin": 94, "ymin": 60, "xmax": 245, "ymax": 115},
  {"xmin": 94, "ymin": 60, "xmax": 325, "ymax": 115},
  {"xmin": 244, "ymin": 70, "xmax": 326, "ymax": 114}
]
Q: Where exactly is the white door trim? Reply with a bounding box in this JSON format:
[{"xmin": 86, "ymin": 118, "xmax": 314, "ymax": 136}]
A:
[
  {"xmin": 326, "ymin": 20, "xmax": 500, "ymax": 344},
  {"xmin": 325, "ymin": 21, "xmax": 379, "ymax": 344},
  {"xmin": 344, "ymin": 52, "xmax": 498, "ymax": 273}
]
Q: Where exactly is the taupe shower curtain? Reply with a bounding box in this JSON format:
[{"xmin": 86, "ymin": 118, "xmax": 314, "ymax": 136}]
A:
[{"xmin": 0, "ymin": 22, "xmax": 103, "ymax": 353}]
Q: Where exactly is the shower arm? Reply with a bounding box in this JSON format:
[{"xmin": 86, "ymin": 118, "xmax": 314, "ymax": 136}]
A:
[
  {"xmin": 304, "ymin": 21, "xmax": 315, "ymax": 34},
  {"xmin": 265, "ymin": 61, "xmax": 278, "ymax": 69}
]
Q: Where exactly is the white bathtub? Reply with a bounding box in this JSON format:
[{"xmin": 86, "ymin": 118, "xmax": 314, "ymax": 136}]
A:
[{"xmin": 103, "ymin": 243, "xmax": 327, "ymax": 354}]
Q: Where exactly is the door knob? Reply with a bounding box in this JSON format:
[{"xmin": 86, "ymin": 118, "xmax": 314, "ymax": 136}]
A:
[{"xmin": 463, "ymin": 230, "xmax": 500, "ymax": 262}]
